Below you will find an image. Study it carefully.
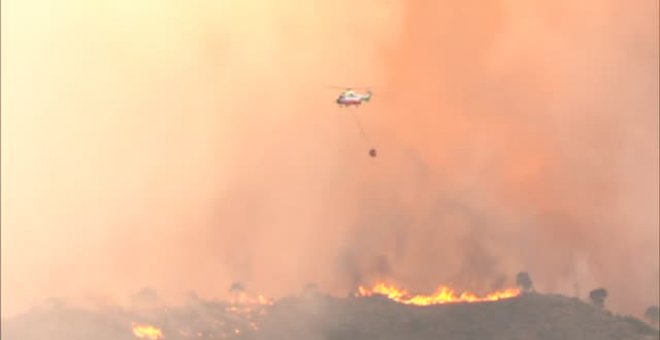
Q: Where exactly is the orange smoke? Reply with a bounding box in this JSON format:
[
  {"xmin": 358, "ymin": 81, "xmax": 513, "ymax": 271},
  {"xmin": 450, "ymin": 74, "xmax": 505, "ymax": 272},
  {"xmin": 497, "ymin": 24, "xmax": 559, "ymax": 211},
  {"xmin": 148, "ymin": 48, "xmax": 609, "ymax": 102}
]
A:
[
  {"xmin": 132, "ymin": 322, "xmax": 164, "ymax": 339},
  {"xmin": 358, "ymin": 282, "xmax": 520, "ymax": 305}
]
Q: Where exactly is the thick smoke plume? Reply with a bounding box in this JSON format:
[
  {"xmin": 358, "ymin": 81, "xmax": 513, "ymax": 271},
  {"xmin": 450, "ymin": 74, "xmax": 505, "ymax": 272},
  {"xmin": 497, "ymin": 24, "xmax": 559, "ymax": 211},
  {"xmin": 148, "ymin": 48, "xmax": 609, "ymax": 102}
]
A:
[{"xmin": 2, "ymin": 0, "xmax": 658, "ymax": 320}]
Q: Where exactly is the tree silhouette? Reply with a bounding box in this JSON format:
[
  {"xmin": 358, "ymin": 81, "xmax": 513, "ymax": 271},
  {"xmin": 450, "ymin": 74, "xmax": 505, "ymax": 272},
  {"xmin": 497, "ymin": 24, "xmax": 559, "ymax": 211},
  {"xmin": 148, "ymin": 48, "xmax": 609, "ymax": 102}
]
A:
[
  {"xmin": 303, "ymin": 282, "xmax": 320, "ymax": 296},
  {"xmin": 589, "ymin": 288, "xmax": 608, "ymax": 308},
  {"xmin": 644, "ymin": 305, "xmax": 659, "ymax": 325},
  {"xmin": 229, "ymin": 282, "xmax": 245, "ymax": 293},
  {"xmin": 516, "ymin": 272, "xmax": 534, "ymax": 293}
]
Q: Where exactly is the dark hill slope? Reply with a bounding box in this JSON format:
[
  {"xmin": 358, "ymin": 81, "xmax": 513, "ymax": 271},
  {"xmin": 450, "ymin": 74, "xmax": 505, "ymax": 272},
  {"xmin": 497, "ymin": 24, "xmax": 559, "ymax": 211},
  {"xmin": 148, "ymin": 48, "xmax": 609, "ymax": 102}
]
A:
[
  {"xmin": 258, "ymin": 293, "xmax": 659, "ymax": 340},
  {"xmin": 2, "ymin": 293, "xmax": 658, "ymax": 340}
]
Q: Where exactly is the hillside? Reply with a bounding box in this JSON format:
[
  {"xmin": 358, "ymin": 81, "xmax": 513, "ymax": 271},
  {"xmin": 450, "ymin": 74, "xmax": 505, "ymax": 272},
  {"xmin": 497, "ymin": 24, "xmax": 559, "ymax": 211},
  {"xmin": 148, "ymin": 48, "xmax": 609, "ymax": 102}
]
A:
[
  {"xmin": 258, "ymin": 293, "xmax": 659, "ymax": 340},
  {"xmin": 2, "ymin": 293, "xmax": 658, "ymax": 340}
]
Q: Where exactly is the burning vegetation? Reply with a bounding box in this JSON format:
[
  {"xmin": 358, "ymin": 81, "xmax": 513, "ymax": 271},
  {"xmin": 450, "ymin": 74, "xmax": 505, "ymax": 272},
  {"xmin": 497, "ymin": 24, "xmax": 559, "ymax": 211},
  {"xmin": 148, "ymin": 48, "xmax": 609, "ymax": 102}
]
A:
[
  {"xmin": 1, "ymin": 273, "xmax": 656, "ymax": 340},
  {"xmin": 124, "ymin": 282, "xmax": 524, "ymax": 339},
  {"xmin": 148, "ymin": 285, "xmax": 274, "ymax": 339},
  {"xmin": 3, "ymin": 282, "xmax": 659, "ymax": 340},
  {"xmin": 205, "ymin": 282, "xmax": 523, "ymax": 340},
  {"xmin": 357, "ymin": 282, "xmax": 521, "ymax": 305},
  {"xmin": 132, "ymin": 323, "xmax": 164, "ymax": 339},
  {"xmin": 225, "ymin": 282, "xmax": 273, "ymax": 331}
]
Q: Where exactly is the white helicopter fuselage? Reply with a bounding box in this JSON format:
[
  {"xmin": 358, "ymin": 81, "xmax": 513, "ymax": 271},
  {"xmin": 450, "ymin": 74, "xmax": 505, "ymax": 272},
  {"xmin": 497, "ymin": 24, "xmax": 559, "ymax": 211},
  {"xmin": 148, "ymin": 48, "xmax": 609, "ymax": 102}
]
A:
[{"xmin": 336, "ymin": 91, "xmax": 372, "ymax": 107}]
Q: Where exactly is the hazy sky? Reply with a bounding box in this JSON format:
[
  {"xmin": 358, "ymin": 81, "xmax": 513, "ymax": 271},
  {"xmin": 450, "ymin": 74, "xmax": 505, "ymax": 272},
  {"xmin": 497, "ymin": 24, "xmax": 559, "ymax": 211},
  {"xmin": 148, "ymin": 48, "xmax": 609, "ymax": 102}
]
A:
[{"xmin": 2, "ymin": 0, "xmax": 658, "ymax": 318}]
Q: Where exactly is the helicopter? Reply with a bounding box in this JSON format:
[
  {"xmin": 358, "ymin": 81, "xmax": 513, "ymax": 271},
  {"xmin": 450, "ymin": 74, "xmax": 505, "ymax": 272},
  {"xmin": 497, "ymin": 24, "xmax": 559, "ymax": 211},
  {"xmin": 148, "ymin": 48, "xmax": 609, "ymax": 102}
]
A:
[
  {"xmin": 335, "ymin": 88, "xmax": 373, "ymax": 107},
  {"xmin": 328, "ymin": 86, "xmax": 378, "ymax": 157}
]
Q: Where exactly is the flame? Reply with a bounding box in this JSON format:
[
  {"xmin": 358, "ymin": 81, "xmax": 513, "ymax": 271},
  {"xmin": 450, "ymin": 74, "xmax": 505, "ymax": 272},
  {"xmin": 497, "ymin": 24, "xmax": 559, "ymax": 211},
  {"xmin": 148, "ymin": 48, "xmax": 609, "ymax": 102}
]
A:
[
  {"xmin": 222, "ymin": 291, "xmax": 272, "ymax": 336},
  {"xmin": 358, "ymin": 283, "xmax": 520, "ymax": 306},
  {"xmin": 226, "ymin": 291, "xmax": 273, "ymax": 317},
  {"xmin": 167, "ymin": 292, "xmax": 272, "ymax": 338},
  {"xmin": 132, "ymin": 322, "xmax": 164, "ymax": 339},
  {"xmin": 229, "ymin": 292, "xmax": 274, "ymax": 306}
]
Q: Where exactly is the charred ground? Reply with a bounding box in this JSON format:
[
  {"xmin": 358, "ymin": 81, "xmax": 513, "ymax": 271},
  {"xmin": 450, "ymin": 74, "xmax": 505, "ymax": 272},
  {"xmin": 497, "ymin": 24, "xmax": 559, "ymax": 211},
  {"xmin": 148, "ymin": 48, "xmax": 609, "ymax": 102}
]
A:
[{"xmin": 2, "ymin": 293, "xmax": 658, "ymax": 340}]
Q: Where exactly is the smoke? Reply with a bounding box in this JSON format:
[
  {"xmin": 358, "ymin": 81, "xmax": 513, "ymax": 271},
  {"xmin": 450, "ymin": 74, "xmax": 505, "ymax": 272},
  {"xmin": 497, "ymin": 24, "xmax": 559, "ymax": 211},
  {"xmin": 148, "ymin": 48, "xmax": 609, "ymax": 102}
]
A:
[
  {"xmin": 1, "ymin": 0, "xmax": 658, "ymax": 322},
  {"xmin": 371, "ymin": 0, "xmax": 659, "ymax": 314}
]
